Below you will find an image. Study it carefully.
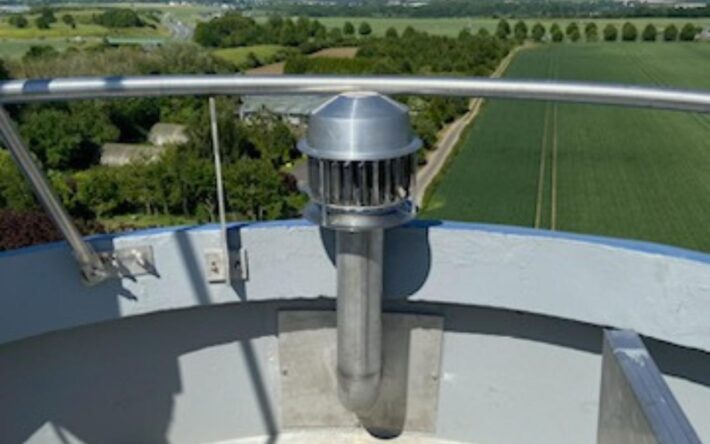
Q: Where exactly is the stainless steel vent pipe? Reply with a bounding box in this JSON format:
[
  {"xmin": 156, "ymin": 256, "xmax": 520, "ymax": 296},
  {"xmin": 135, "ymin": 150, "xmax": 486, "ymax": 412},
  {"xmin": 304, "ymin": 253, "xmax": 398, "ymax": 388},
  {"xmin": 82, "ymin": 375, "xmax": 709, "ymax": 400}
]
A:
[{"xmin": 298, "ymin": 92, "xmax": 422, "ymax": 413}]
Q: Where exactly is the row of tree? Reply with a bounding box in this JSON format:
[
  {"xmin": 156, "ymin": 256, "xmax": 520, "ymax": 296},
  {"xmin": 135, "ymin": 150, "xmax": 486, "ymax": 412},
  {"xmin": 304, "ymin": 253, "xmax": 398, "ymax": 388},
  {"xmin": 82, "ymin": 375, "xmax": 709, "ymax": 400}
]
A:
[
  {"xmin": 267, "ymin": 0, "xmax": 710, "ymax": 20},
  {"xmin": 495, "ymin": 19, "xmax": 702, "ymax": 42},
  {"xmin": 7, "ymin": 8, "xmax": 74, "ymax": 30},
  {"xmin": 195, "ymin": 13, "xmax": 328, "ymax": 50},
  {"xmin": 283, "ymin": 27, "xmax": 511, "ymax": 158},
  {"xmin": 6, "ymin": 8, "xmax": 146, "ymax": 30}
]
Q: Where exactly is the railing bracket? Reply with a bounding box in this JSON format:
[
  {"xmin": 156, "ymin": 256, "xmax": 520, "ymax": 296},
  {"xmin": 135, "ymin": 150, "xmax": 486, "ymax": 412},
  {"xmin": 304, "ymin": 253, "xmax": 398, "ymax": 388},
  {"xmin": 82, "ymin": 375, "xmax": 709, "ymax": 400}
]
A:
[
  {"xmin": 97, "ymin": 246, "xmax": 156, "ymax": 279},
  {"xmin": 205, "ymin": 248, "xmax": 248, "ymax": 283}
]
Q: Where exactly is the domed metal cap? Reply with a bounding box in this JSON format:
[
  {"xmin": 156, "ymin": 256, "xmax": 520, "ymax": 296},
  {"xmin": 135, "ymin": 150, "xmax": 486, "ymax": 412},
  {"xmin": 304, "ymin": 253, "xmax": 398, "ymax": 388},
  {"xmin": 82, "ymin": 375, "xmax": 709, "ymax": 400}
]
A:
[{"xmin": 298, "ymin": 92, "xmax": 422, "ymax": 161}]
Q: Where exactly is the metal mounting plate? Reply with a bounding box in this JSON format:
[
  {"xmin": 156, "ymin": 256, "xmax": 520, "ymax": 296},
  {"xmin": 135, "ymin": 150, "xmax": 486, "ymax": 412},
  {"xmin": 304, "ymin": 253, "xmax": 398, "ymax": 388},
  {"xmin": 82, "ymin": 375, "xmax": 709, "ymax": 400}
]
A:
[
  {"xmin": 278, "ymin": 311, "xmax": 443, "ymax": 435},
  {"xmin": 204, "ymin": 248, "xmax": 248, "ymax": 283},
  {"xmin": 97, "ymin": 246, "xmax": 155, "ymax": 278}
]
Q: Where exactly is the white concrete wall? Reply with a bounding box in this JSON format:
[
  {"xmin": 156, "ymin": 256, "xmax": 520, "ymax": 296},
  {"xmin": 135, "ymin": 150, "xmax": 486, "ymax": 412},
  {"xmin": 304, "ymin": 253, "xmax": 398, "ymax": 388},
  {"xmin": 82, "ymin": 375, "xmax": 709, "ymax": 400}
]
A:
[{"xmin": 0, "ymin": 220, "xmax": 708, "ymax": 443}]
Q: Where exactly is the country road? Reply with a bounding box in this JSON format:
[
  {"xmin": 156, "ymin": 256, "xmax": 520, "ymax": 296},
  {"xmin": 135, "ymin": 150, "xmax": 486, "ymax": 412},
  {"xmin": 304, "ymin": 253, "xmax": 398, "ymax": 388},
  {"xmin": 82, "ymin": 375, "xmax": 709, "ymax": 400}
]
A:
[{"xmin": 415, "ymin": 44, "xmax": 530, "ymax": 206}]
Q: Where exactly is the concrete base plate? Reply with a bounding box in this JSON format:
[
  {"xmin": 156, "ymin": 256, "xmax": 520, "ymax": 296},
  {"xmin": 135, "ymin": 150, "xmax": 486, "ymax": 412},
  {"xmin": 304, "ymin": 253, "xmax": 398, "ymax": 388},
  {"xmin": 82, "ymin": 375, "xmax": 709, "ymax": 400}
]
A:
[
  {"xmin": 227, "ymin": 429, "xmax": 469, "ymax": 443},
  {"xmin": 278, "ymin": 311, "xmax": 444, "ymax": 436}
]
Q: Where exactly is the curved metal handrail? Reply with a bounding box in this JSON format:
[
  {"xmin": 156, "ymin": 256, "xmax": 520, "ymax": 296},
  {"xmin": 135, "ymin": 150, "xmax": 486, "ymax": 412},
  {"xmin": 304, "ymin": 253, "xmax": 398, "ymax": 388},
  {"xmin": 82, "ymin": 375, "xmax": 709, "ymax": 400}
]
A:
[
  {"xmin": 1, "ymin": 74, "xmax": 709, "ymax": 285},
  {"xmin": 1, "ymin": 75, "xmax": 710, "ymax": 113}
]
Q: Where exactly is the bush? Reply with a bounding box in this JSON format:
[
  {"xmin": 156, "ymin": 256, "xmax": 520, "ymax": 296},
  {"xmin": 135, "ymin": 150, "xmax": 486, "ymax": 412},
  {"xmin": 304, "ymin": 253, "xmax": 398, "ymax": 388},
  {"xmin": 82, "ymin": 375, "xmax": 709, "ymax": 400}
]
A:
[
  {"xmin": 679, "ymin": 23, "xmax": 699, "ymax": 41},
  {"xmin": 622, "ymin": 22, "xmax": 638, "ymax": 41},
  {"xmin": 603, "ymin": 24, "xmax": 618, "ymax": 41},
  {"xmin": 62, "ymin": 14, "xmax": 76, "ymax": 29},
  {"xmin": 94, "ymin": 9, "xmax": 144, "ymax": 28},
  {"xmin": 552, "ymin": 29, "xmax": 564, "ymax": 42},
  {"xmin": 0, "ymin": 58, "xmax": 10, "ymax": 80},
  {"xmin": 642, "ymin": 24, "xmax": 657, "ymax": 42},
  {"xmin": 358, "ymin": 21, "xmax": 372, "ymax": 36},
  {"xmin": 0, "ymin": 210, "xmax": 61, "ymax": 251},
  {"xmin": 585, "ymin": 23, "xmax": 598, "ymax": 41},
  {"xmin": 565, "ymin": 22, "xmax": 579, "ymax": 37},
  {"xmin": 385, "ymin": 27, "xmax": 398, "ymax": 39},
  {"xmin": 23, "ymin": 45, "xmax": 59, "ymax": 61},
  {"xmin": 513, "ymin": 20, "xmax": 528, "ymax": 41},
  {"xmin": 8, "ymin": 14, "xmax": 28, "ymax": 29},
  {"xmin": 663, "ymin": 24, "xmax": 678, "ymax": 41},
  {"xmin": 531, "ymin": 23, "xmax": 545, "ymax": 42},
  {"xmin": 343, "ymin": 21, "xmax": 355, "ymax": 35},
  {"xmin": 35, "ymin": 16, "xmax": 51, "ymax": 30},
  {"xmin": 496, "ymin": 18, "xmax": 511, "ymax": 39}
]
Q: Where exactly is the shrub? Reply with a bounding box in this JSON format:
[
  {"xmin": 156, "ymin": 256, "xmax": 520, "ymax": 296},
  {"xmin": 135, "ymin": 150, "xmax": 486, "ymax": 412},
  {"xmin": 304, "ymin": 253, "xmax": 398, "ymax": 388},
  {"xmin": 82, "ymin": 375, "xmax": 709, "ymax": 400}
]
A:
[
  {"xmin": 552, "ymin": 29, "xmax": 564, "ymax": 42},
  {"xmin": 496, "ymin": 19, "xmax": 511, "ymax": 39},
  {"xmin": 514, "ymin": 20, "xmax": 528, "ymax": 41},
  {"xmin": 8, "ymin": 14, "xmax": 28, "ymax": 29},
  {"xmin": 531, "ymin": 23, "xmax": 545, "ymax": 42},
  {"xmin": 664, "ymin": 24, "xmax": 678, "ymax": 41},
  {"xmin": 94, "ymin": 9, "xmax": 144, "ymax": 28},
  {"xmin": 343, "ymin": 21, "xmax": 355, "ymax": 35},
  {"xmin": 622, "ymin": 22, "xmax": 638, "ymax": 41},
  {"xmin": 642, "ymin": 24, "xmax": 657, "ymax": 42},
  {"xmin": 603, "ymin": 24, "xmax": 618, "ymax": 42},
  {"xmin": 679, "ymin": 23, "xmax": 699, "ymax": 41}
]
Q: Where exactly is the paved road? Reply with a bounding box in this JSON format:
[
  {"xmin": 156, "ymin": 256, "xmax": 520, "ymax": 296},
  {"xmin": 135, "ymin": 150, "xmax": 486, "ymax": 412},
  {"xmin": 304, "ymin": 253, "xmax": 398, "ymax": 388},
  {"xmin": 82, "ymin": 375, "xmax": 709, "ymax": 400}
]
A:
[
  {"xmin": 414, "ymin": 45, "xmax": 529, "ymax": 207},
  {"xmin": 162, "ymin": 13, "xmax": 194, "ymax": 41}
]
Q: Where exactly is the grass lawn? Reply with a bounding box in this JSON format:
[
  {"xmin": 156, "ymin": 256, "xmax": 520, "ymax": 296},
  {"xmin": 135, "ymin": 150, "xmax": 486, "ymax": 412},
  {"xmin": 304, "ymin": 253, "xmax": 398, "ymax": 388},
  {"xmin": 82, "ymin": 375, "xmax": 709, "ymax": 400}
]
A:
[
  {"xmin": 423, "ymin": 43, "xmax": 710, "ymax": 252},
  {"xmin": 212, "ymin": 44, "xmax": 286, "ymax": 66},
  {"xmin": 99, "ymin": 213, "xmax": 199, "ymax": 231},
  {"xmin": 0, "ymin": 37, "xmax": 99, "ymax": 59}
]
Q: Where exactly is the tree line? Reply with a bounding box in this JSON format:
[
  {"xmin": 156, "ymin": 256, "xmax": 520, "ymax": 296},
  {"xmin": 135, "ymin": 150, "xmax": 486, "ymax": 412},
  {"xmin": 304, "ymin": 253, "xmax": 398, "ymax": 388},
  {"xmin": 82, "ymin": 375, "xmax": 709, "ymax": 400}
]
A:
[
  {"xmin": 265, "ymin": 0, "xmax": 710, "ymax": 19},
  {"xmin": 6, "ymin": 8, "xmax": 149, "ymax": 30},
  {"xmin": 284, "ymin": 27, "xmax": 512, "ymax": 161},
  {"xmin": 493, "ymin": 19, "xmax": 703, "ymax": 42}
]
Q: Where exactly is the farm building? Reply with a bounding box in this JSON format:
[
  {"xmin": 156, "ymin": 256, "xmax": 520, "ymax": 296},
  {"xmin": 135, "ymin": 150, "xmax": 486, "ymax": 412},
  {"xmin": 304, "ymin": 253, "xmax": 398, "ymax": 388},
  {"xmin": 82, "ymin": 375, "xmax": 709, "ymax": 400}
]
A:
[
  {"xmin": 100, "ymin": 123, "xmax": 186, "ymax": 166},
  {"xmin": 148, "ymin": 123, "xmax": 188, "ymax": 147},
  {"xmin": 239, "ymin": 95, "xmax": 333, "ymax": 126},
  {"xmin": 100, "ymin": 143, "xmax": 165, "ymax": 166}
]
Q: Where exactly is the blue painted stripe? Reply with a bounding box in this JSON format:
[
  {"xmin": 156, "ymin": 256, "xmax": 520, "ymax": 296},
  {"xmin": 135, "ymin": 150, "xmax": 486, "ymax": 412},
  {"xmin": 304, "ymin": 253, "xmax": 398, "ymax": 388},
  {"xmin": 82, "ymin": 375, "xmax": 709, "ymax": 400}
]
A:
[
  {"xmin": 412, "ymin": 220, "xmax": 710, "ymax": 265},
  {"xmin": 1, "ymin": 218, "xmax": 708, "ymax": 265}
]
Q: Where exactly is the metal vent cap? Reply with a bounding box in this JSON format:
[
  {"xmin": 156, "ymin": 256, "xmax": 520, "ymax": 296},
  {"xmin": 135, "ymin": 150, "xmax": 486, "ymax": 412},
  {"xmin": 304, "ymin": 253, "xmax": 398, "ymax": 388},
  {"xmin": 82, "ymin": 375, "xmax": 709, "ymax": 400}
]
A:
[{"xmin": 298, "ymin": 92, "xmax": 422, "ymax": 162}]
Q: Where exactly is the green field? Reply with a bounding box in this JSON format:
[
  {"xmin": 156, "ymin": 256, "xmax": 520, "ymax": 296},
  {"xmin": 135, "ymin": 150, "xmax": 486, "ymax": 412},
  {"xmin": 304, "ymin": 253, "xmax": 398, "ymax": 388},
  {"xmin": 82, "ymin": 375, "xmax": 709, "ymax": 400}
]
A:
[
  {"xmin": 423, "ymin": 43, "xmax": 710, "ymax": 252},
  {"xmin": 0, "ymin": 7, "xmax": 168, "ymax": 59},
  {"xmin": 212, "ymin": 44, "xmax": 286, "ymax": 66}
]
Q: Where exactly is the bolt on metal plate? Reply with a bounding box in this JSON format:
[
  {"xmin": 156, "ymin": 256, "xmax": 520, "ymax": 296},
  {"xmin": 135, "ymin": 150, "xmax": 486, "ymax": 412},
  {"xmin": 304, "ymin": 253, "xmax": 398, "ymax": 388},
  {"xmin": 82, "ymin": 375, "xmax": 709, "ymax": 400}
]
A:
[
  {"xmin": 204, "ymin": 248, "xmax": 248, "ymax": 283},
  {"xmin": 97, "ymin": 246, "xmax": 156, "ymax": 278}
]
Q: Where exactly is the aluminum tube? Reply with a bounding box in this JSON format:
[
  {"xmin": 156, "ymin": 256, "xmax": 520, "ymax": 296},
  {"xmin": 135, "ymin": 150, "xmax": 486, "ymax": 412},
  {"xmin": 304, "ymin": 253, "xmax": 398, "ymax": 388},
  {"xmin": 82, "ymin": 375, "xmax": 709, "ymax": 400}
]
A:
[
  {"xmin": 336, "ymin": 229, "xmax": 384, "ymax": 413},
  {"xmin": 0, "ymin": 107, "xmax": 107, "ymax": 284},
  {"xmin": 209, "ymin": 97, "xmax": 230, "ymax": 283},
  {"xmin": 2, "ymin": 76, "xmax": 710, "ymax": 113}
]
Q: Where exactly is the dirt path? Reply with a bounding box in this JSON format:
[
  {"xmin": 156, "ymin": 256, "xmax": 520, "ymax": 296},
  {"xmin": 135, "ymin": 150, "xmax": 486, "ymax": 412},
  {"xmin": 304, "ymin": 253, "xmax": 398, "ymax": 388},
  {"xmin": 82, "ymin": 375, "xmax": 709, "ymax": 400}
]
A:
[
  {"xmin": 415, "ymin": 44, "xmax": 531, "ymax": 206},
  {"xmin": 550, "ymin": 104, "xmax": 559, "ymax": 230},
  {"xmin": 533, "ymin": 50, "xmax": 559, "ymax": 230},
  {"xmin": 534, "ymin": 102, "xmax": 552, "ymax": 229}
]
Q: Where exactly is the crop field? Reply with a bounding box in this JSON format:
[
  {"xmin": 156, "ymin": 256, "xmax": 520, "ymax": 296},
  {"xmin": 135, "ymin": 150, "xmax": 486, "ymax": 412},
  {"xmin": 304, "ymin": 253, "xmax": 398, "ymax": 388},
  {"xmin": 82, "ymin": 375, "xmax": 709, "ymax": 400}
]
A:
[{"xmin": 423, "ymin": 43, "xmax": 710, "ymax": 252}]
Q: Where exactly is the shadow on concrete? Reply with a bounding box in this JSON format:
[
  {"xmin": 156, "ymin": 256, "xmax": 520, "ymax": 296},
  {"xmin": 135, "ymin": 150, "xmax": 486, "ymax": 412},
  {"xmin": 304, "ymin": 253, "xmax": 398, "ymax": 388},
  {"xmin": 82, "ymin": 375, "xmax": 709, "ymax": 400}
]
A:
[{"xmin": 319, "ymin": 220, "xmax": 438, "ymax": 299}]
